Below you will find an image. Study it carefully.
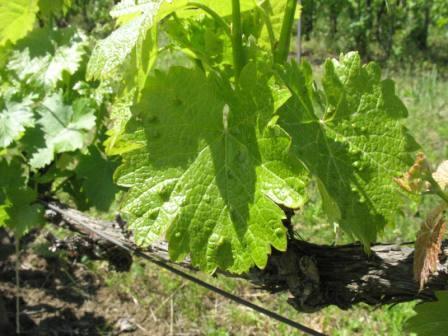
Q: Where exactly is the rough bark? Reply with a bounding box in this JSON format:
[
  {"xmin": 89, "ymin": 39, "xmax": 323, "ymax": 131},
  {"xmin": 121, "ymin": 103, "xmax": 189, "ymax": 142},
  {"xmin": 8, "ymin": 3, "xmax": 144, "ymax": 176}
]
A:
[{"xmin": 41, "ymin": 200, "xmax": 448, "ymax": 313}]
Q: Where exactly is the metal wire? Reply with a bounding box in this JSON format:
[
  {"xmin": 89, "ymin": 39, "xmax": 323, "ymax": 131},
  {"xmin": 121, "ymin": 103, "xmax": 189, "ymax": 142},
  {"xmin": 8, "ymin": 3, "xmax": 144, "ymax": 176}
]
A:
[{"xmin": 46, "ymin": 202, "xmax": 326, "ymax": 336}]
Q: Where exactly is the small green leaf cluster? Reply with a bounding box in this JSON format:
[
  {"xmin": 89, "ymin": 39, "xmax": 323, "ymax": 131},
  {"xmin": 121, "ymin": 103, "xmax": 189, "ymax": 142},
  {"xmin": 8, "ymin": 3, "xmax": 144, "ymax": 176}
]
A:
[
  {"xmin": 0, "ymin": 0, "xmax": 119, "ymax": 236},
  {"xmin": 86, "ymin": 0, "xmax": 417, "ymax": 274}
]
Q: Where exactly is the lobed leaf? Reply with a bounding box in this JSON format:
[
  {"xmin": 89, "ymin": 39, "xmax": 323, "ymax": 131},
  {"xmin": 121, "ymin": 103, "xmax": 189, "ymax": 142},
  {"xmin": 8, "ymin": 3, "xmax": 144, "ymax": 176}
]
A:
[
  {"xmin": 115, "ymin": 64, "xmax": 307, "ymax": 273},
  {"xmin": 278, "ymin": 52, "xmax": 416, "ymax": 247},
  {"xmin": 7, "ymin": 27, "xmax": 88, "ymax": 89},
  {"xmin": 0, "ymin": 160, "xmax": 43, "ymax": 236},
  {"xmin": 29, "ymin": 93, "xmax": 96, "ymax": 169},
  {"xmin": 0, "ymin": 95, "xmax": 35, "ymax": 148}
]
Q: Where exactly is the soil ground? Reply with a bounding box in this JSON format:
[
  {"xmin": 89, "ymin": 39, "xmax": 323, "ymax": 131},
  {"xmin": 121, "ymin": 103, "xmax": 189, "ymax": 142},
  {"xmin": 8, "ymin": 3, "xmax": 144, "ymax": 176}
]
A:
[{"xmin": 0, "ymin": 230, "xmax": 158, "ymax": 336}]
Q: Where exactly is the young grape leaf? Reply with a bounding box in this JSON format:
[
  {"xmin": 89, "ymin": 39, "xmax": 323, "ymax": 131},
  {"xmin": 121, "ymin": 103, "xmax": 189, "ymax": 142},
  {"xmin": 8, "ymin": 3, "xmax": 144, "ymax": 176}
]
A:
[
  {"xmin": 0, "ymin": 0, "xmax": 39, "ymax": 46},
  {"xmin": 87, "ymin": 0, "xmax": 258, "ymax": 83},
  {"xmin": 405, "ymin": 291, "xmax": 448, "ymax": 335},
  {"xmin": 0, "ymin": 95, "xmax": 35, "ymax": 148},
  {"xmin": 115, "ymin": 64, "xmax": 307, "ymax": 273},
  {"xmin": 0, "ymin": 160, "xmax": 43, "ymax": 236},
  {"xmin": 278, "ymin": 52, "xmax": 416, "ymax": 247},
  {"xmin": 0, "ymin": 188, "xmax": 44, "ymax": 237},
  {"xmin": 8, "ymin": 27, "xmax": 87, "ymax": 89},
  {"xmin": 395, "ymin": 152, "xmax": 431, "ymax": 194},
  {"xmin": 87, "ymin": 0, "xmax": 180, "ymax": 82},
  {"xmin": 414, "ymin": 203, "xmax": 447, "ymax": 290},
  {"xmin": 30, "ymin": 93, "xmax": 96, "ymax": 169}
]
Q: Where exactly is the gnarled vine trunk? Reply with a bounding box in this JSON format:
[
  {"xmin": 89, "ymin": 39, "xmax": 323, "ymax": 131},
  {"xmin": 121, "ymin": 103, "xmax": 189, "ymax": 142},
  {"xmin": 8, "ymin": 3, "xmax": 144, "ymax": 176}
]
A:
[{"xmin": 42, "ymin": 200, "xmax": 448, "ymax": 313}]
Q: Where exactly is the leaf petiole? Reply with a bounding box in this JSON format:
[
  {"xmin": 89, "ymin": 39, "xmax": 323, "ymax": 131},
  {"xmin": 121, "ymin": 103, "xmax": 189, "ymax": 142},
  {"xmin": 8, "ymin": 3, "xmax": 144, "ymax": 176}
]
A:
[
  {"xmin": 427, "ymin": 174, "xmax": 448, "ymax": 204},
  {"xmin": 231, "ymin": 0, "xmax": 245, "ymax": 80},
  {"xmin": 275, "ymin": 0, "xmax": 298, "ymax": 64},
  {"xmin": 186, "ymin": 2, "xmax": 231, "ymax": 38}
]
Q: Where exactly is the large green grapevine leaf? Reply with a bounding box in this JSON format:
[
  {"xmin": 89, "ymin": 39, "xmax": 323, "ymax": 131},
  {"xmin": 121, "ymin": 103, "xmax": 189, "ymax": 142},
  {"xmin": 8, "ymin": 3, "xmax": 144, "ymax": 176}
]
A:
[
  {"xmin": 115, "ymin": 64, "xmax": 307, "ymax": 273},
  {"xmin": 30, "ymin": 93, "xmax": 96, "ymax": 169},
  {"xmin": 278, "ymin": 52, "xmax": 416, "ymax": 247},
  {"xmin": 0, "ymin": 0, "xmax": 39, "ymax": 46},
  {"xmin": 0, "ymin": 95, "xmax": 35, "ymax": 148},
  {"xmin": 405, "ymin": 291, "xmax": 448, "ymax": 335}
]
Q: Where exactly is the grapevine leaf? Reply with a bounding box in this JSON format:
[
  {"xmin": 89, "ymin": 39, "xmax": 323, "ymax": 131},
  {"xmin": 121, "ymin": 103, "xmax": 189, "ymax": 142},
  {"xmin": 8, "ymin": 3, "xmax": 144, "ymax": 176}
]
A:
[
  {"xmin": 0, "ymin": 0, "xmax": 39, "ymax": 46},
  {"xmin": 0, "ymin": 159, "xmax": 26, "ymax": 189},
  {"xmin": 1, "ymin": 188, "xmax": 44, "ymax": 237},
  {"xmin": 115, "ymin": 65, "xmax": 307, "ymax": 273},
  {"xmin": 8, "ymin": 28, "xmax": 87, "ymax": 89},
  {"xmin": 414, "ymin": 203, "xmax": 447, "ymax": 290},
  {"xmin": 0, "ymin": 95, "xmax": 35, "ymax": 148},
  {"xmin": 87, "ymin": 0, "xmax": 258, "ymax": 82},
  {"xmin": 30, "ymin": 93, "xmax": 96, "ymax": 169},
  {"xmin": 87, "ymin": 1, "xmax": 174, "ymax": 82},
  {"xmin": 0, "ymin": 160, "xmax": 43, "ymax": 236},
  {"xmin": 75, "ymin": 147, "xmax": 120, "ymax": 211},
  {"xmin": 405, "ymin": 291, "xmax": 448, "ymax": 335},
  {"xmin": 278, "ymin": 52, "xmax": 415, "ymax": 247}
]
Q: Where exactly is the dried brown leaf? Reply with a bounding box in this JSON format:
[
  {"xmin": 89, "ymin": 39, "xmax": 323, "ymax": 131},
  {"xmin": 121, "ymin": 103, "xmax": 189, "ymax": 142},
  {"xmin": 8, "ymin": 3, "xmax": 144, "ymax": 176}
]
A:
[
  {"xmin": 414, "ymin": 203, "xmax": 447, "ymax": 290},
  {"xmin": 395, "ymin": 152, "xmax": 431, "ymax": 194},
  {"xmin": 433, "ymin": 160, "xmax": 448, "ymax": 191}
]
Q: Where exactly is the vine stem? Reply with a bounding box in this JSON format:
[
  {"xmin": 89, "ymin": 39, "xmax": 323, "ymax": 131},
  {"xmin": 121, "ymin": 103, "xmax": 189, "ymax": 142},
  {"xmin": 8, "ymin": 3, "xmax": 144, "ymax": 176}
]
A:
[
  {"xmin": 231, "ymin": 0, "xmax": 245, "ymax": 80},
  {"xmin": 427, "ymin": 175, "xmax": 448, "ymax": 205},
  {"xmin": 187, "ymin": 2, "xmax": 231, "ymax": 38},
  {"xmin": 275, "ymin": 0, "xmax": 298, "ymax": 64}
]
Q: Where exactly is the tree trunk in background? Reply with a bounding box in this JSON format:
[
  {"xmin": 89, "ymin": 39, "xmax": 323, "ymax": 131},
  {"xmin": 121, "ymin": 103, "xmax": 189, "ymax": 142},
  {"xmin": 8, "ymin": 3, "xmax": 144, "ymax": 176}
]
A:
[
  {"xmin": 408, "ymin": 0, "xmax": 432, "ymax": 51},
  {"xmin": 301, "ymin": 0, "xmax": 314, "ymax": 40},
  {"xmin": 328, "ymin": 1, "xmax": 339, "ymax": 36},
  {"xmin": 375, "ymin": 0, "xmax": 396, "ymax": 60},
  {"xmin": 420, "ymin": 0, "xmax": 432, "ymax": 50},
  {"xmin": 348, "ymin": 0, "xmax": 368, "ymax": 58}
]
